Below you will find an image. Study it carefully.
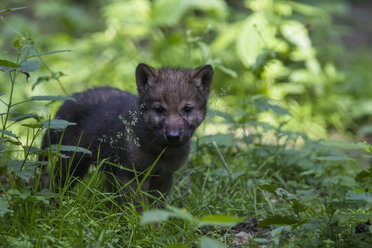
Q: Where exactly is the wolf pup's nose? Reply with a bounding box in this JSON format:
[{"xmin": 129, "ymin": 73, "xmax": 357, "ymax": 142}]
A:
[{"xmin": 167, "ymin": 130, "xmax": 181, "ymax": 141}]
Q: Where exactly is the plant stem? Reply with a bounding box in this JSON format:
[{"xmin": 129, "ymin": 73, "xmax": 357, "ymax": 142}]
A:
[{"xmin": 2, "ymin": 71, "xmax": 17, "ymax": 136}]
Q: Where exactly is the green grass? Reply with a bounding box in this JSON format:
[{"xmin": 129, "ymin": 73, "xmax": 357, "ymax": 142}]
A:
[{"xmin": 1, "ymin": 117, "xmax": 372, "ymax": 247}]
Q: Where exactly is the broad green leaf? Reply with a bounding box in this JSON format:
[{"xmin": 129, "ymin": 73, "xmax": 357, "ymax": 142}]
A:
[
  {"xmin": 49, "ymin": 145, "xmax": 92, "ymax": 156},
  {"xmin": 31, "ymin": 50, "xmax": 72, "ymax": 57},
  {"xmin": 199, "ymin": 215, "xmax": 242, "ymax": 227},
  {"xmin": 32, "ymin": 95, "xmax": 75, "ymax": 102},
  {"xmin": 200, "ymin": 237, "xmax": 225, "ymax": 248},
  {"xmin": 0, "ymin": 7, "xmax": 27, "ymax": 14},
  {"xmin": 9, "ymin": 113, "xmax": 38, "ymax": 122},
  {"xmin": 141, "ymin": 206, "xmax": 196, "ymax": 225},
  {"xmin": 237, "ymin": 12, "xmax": 276, "ymax": 67},
  {"xmin": 0, "ymin": 197, "xmax": 13, "ymax": 217},
  {"xmin": 0, "ymin": 129, "xmax": 18, "ymax": 138},
  {"xmin": 258, "ymin": 215, "xmax": 297, "ymax": 227},
  {"xmin": 280, "ymin": 20, "xmax": 311, "ymax": 49},
  {"xmin": 43, "ymin": 119, "xmax": 76, "ymax": 129},
  {"xmin": 20, "ymin": 60, "xmax": 40, "ymax": 72},
  {"xmin": 165, "ymin": 205, "xmax": 196, "ymax": 222},
  {"xmin": 140, "ymin": 209, "xmax": 177, "ymax": 224},
  {"xmin": 0, "ymin": 59, "xmax": 20, "ymax": 68},
  {"xmin": 0, "ymin": 59, "xmax": 21, "ymax": 71}
]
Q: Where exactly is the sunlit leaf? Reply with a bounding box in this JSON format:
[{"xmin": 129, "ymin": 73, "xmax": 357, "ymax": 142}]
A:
[
  {"xmin": 280, "ymin": 20, "xmax": 311, "ymax": 49},
  {"xmin": 140, "ymin": 209, "xmax": 176, "ymax": 224},
  {"xmin": 141, "ymin": 206, "xmax": 196, "ymax": 225},
  {"xmin": 237, "ymin": 12, "xmax": 276, "ymax": 67}
]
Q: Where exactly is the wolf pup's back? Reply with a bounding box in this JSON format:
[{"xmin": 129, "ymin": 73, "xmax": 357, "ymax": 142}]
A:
[{"xmin": 41, "ymin": 63, "xmax": 213, "ymax": 203}]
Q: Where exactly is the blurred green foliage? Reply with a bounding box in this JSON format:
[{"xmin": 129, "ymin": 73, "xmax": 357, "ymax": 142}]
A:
[{"xmin": 1, "ymin": 0, "xmax": 371, "ymax": 139}]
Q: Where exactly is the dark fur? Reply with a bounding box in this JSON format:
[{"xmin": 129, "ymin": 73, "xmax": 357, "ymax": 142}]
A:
[{"xmin": 41, "ymin": 63, "xmax": 213, "ymax": 202}]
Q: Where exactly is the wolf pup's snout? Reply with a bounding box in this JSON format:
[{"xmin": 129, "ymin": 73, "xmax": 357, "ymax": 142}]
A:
[{"xmin": 167, "ymin": 130, "xmax": 181, "ymax": 141}]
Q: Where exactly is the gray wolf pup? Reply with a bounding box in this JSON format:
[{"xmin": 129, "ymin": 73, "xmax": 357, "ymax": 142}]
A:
[{"xmin": 41, "ymin": 63, "xmax": 213, "ymax": 203}]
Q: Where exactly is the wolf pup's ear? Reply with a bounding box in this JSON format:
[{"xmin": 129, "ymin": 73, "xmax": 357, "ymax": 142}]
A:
[
  {"xmin": 136, "ymin": 63, "xmax": 158, "ymax": 94},
  {"xmin": 191, "ymin": 65, "xmax": 213, "ymax": 94}
]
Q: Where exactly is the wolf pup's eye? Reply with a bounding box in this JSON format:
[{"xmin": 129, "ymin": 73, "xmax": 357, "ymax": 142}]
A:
[
  {"xmin": 154, "ymin": 106, "xmax": 165, "ymax": 114},
  {"xmin": 183, "ymin": 105, "xmax": 193, "ymax": 114}
]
